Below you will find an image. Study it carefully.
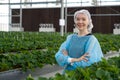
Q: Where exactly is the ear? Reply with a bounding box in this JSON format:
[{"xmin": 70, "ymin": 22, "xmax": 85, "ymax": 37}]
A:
[
  {"xmin": 88, "ymin": 19, "xmax": 92, "ymax": 26},
  {"xmin": 74, "ymin": 24, "xmax": 79, "ymax": 28},
  {"xmin": 89, "ymin": 19, "xmax": 92, "ymax": 23}
]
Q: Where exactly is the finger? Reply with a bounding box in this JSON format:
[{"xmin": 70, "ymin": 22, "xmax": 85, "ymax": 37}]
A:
[
  {"xmin": 83, "ymin": 58, "xmax": 88, "ymax": 62},
  {"xmin": 83, "ymin": 57, "xmax": 88, "ymax": 62},
  {"xmin": 84, "ymin": 53, "xmax": 90, "ymax": 57},
  {"xmin": 85, "ymin": 53, "xmax": 89, "ymax": 55},
  {"xmin": 83, "ymin": 53, "xmax": 89, "ymax": 56},
  {"xmin": 85, "ymin": 55, "xmax": 90, "ymax": 58},
  {"xmin": 62, "ymin": 49, "xmax": 65, "ymax": 52}
]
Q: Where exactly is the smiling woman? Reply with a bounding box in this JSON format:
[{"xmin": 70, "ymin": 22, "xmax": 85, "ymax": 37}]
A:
[
  {"xmin": 74, "ymin": 9, "xmax": 93, "ymax": 33},
  {"xmin": 55, "ymin": 9, "xmax": 104, "ymax": 74}
]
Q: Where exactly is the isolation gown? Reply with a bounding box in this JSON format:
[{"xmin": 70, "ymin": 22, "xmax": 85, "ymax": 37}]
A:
[{"xmin": 55, "ymin": 33, "xmax": 104, "ymax": 70}]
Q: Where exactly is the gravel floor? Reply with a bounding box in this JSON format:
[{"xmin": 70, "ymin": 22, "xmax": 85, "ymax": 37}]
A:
[{"xmin": 0, "ymin": 65, "xmax": 63, "ymax": 80}]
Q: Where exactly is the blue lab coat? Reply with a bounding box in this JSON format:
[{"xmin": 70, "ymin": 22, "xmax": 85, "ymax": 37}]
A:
[{"xmin": 55, "ymin": 33, "xmax": 103, "ymax": 71}]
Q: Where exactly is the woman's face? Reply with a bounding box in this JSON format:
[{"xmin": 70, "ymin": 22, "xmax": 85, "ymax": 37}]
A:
[{"xmin": 75, "ymin": 13, "xmax": 89, "ymax": 32}]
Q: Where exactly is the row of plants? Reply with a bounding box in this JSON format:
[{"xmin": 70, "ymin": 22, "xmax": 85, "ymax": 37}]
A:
[
  {"xmin": 26, "ymin": 56, "xmax": 120, "ymax": 80},
  {"xmin": 95, "ymin": 33, "xmax": 120, "ymax": 53},
  {"xmin": 0, "ymin": 49, "xmax": 56, "ymax": 72},
  {"xmin": 0, "ymin": 32, "xmax": 120, "ymax": 54},
  {"xmin": 0, "ymin": 32, "xmax": 66, "ymax": 53}
]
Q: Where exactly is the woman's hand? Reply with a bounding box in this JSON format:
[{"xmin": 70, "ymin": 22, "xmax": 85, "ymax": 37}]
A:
[
  {"xmin": 62, "ymin": 49, "xmax": 68, "ymax": 56},
  {"xmin": 78, "ymin": 53, "xmax": 90, "ymax": 62},
  {"xmin": 71, "ymin": 53, "xmax": 90, "ymax": 63}
]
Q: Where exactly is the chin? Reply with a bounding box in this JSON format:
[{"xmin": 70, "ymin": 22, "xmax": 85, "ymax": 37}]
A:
[{"xmin": 78, "ymin": 28, "xmax": 83, "ymax": 30}]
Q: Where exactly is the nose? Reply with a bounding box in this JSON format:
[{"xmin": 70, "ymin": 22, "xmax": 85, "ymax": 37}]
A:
[{"xmin": 77, "ymin": 19, "xmax": 83, "ymax": 24}]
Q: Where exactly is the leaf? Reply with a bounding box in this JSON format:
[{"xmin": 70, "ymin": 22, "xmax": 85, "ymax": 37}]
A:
[
  {"xmin": 38, "ymin": 77, "xmax": 48, "ymax": 80},
  {"xmin": 96, "ymin": 68, "xmax": 112, "ymax": 80},
  {"xmin": 26, "ymin": 74, "xmax": 34, "ymax": 80}
]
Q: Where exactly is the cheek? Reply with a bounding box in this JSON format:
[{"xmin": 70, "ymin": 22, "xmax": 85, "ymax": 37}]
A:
[{"xmin": 86, "ymin": 20, "xmax": 90, "ymax": 25}]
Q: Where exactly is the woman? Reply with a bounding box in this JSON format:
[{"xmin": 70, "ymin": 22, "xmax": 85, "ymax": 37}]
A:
[{"xmin": 55, "ymin": 9, "xmax": 104, "ymax": 72}]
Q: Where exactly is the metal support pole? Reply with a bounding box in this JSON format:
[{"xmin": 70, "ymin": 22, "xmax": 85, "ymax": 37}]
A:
[
  {"xmin": 8, "ymin": 0, "xmax": 11, "ymax": 31},
  {"xmin": 81, "ymin": 0, "xmax": 82, "ymax": 6},
  {"xmin": 100, "ymin": 0, "xmax": 101, "ymax": 5},
  {"xmin": 65, "ymin": 0, "xmax": 67, "ymax": 33},
  {"xmin": 60, "ymin": 0, "xmax": 64, "ymax": 36},
  {"xmin": 20, "ymin": 0, "xmax": 22, "ymax": 30}
]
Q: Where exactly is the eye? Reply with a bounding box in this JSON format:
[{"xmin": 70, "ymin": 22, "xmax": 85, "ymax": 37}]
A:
[
  {"xmin": 76, "ymin": 18, "xmax": 86, "ymax": 21},
  {"xmin": 82, "ymin": 18, "xmax": 86, "ymax": 21}
]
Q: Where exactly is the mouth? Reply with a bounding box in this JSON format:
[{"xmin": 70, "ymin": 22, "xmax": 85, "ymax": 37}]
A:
[
  {"xmin": 77, "ymin": 24, "xmax": 84, "ymax": 27},
  {"xmin": 77, "ymin": 25, "xmax": 83, "ymax": 28}
]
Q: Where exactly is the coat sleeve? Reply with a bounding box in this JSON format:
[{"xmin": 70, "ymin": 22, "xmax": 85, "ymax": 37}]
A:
[
  {"xmin": 73, "ymin": 36, "xmax": 104, "ymax": 68},
  {"xmin": 55, "ymin": 35, "xmax": 72, "ymax": 67}
]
